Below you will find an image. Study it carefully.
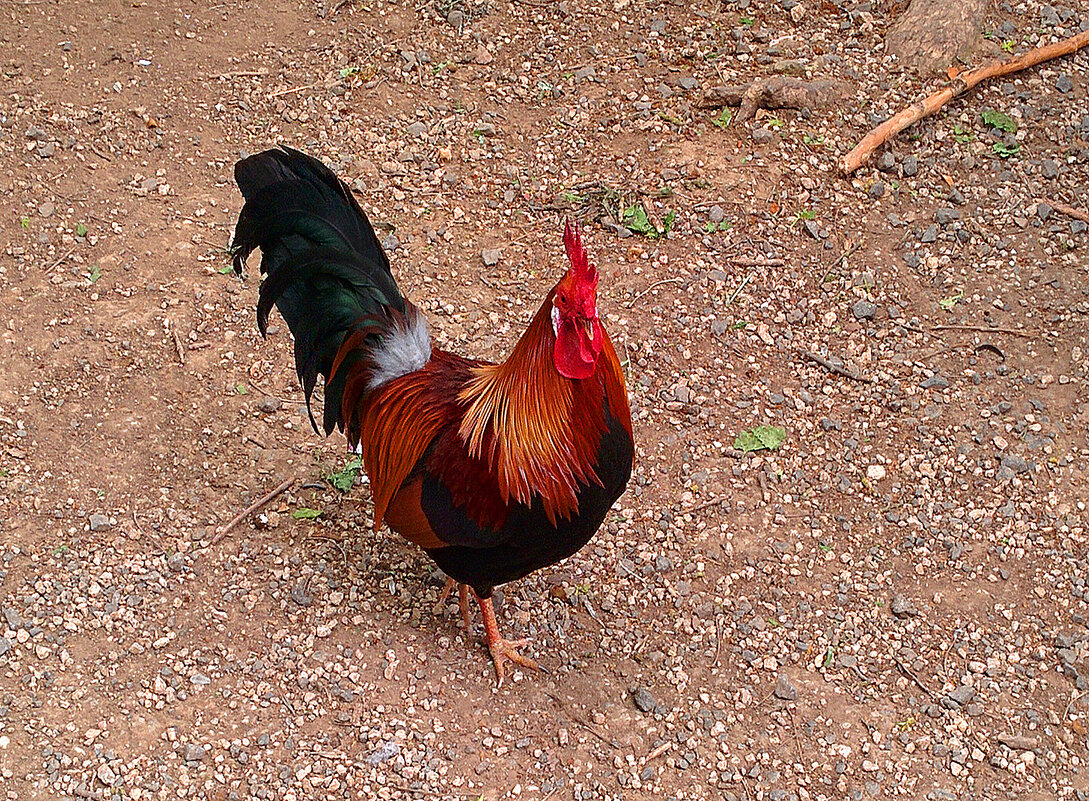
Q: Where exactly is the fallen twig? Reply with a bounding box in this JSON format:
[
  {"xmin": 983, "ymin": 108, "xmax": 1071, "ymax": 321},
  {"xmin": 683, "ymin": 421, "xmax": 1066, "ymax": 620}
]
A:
[
  {"xmin": 644, "ymin": 741, "xmax": 672, "ymax": 763},
  {"xmin": 627, "ymin": 277, "xmax": 685, "ymax": 307},
  {"xmin": 797, "ymin": 348, "xmax": 873, "ymax": 384},
  {"xmin": 1037, "ymin": 198, "xmax": 1089, "ymax": 225},
  {"xmin": 842, "ymin": 28, "xmax": 1089, "ymax": 174},
  {"xmin": 171, "ymin": 329, "xmax": 185, "ymax": 365},
  {"xmin": 47, "ymin": 247, "xmax": 76, "ymax": 272},
  {"xmin": 207, "ymin": 478, "xmax": 295, "ymax": 546},
  {"xmin": 822, "ymin": 240, "xmax": 862, "ymax": 274},
  {"xmin": 931, "ymin": 324, "xmax": 1036, "ymax": 339},
  {"xmin": 729, "ymin": 256, "xmax": 785, "ymax": 267},
  {"xmin": 892, "ymin": 656, "xmax": 938, "ymax": 700},
  {"xmin": 543, "ymin": 692, "xmax": 619, "ymax": 750},
  {"xmin": 269, "ymin": 82, "xmax": 321, "ymax": 99},
  {"xmin": 725, "ymin": 271, "xmax": 754, "ymax": 308},
  {"xmin": 1064, "ymin": 690, "xmax": 1089, "ymax": 722},
  {"xmin": 216, "ymin": 68, "xmax": 270, "ymax": 79}
]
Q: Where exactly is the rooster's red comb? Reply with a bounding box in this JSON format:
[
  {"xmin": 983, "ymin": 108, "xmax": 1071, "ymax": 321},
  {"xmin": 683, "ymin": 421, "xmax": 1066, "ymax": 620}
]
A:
[{"xmin": 563, "ymin": 220, "xmax": 597, "ymax": 283}]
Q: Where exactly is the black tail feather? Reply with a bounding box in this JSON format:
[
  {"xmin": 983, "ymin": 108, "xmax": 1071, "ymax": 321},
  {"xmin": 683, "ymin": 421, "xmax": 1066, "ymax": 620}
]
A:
[{"xmin": 231, "ymin": 146, "xmax": 404, "ymax": 434}]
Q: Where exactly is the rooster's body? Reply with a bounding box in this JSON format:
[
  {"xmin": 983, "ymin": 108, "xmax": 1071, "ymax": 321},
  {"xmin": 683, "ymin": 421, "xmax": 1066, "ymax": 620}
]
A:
[{"xmin": 231, "ymin": 147, "xmax": 633, "ymax": 680}]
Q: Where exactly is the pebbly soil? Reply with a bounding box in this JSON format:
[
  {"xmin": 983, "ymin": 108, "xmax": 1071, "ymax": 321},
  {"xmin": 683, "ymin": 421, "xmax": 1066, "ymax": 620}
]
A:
[{"xmin": 0, "ymin": 0, "xmax": 1088, "ymax": 799}]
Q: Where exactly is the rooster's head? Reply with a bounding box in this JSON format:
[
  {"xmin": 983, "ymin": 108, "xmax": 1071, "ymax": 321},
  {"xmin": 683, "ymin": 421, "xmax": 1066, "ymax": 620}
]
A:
[{"xmin": 551, "ymin": 220, "xmax": 602, "ymax": 380}]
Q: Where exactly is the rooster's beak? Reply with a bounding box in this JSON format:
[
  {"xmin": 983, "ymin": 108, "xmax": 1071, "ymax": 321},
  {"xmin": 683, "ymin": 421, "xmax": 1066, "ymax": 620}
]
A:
[{"xmin": 583, "ymin": 319, "xmax": 595, "ymax": 338}]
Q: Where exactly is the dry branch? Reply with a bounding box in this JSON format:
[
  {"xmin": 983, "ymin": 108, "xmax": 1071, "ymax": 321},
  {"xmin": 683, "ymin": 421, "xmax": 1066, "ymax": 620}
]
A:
[
  {"xmin": 931, "ymin": 324, "xmax": 1037, "ymax": 339},
  {"xmin": 207, "ymin": 477, "xmax": 295, "ymax": 546},
  {"xmin": 700, "ymin": 78, "xmax": 852, "ymax": 122},
  {"xmin": 797, "ymin": 348, "xmax": 874, "ymax": 384},
  {"xmin": 1037, "ymin": 198, "xmax": 1089, "ymax": 225},
  {"xmin": 842, "ymin": 28, "xmax": 1089, "ymax": 174}
]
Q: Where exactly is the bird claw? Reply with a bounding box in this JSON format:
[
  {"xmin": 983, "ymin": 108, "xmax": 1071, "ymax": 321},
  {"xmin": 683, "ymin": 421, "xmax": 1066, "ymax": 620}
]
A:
[{"xmin": 488, "ymin": 638, "xmax": 541, "ymax": 686}]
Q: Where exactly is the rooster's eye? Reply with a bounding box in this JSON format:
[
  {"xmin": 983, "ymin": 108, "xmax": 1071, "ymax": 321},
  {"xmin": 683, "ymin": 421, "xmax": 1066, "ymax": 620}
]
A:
[{"xmin": 558, "ymin": 292, "xmax": 567, "ymax": 305}]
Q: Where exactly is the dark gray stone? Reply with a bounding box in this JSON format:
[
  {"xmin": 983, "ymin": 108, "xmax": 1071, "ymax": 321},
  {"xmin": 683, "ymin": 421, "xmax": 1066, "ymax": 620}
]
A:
[
  {"xmin": 852, "ymin": 299, "xmax": 877, "ymax": 320},
  {"xmin": 773, "ymin": 674, "xmax": 798, "ymax": 701},
  {"xmin": 631, "ymin": 686, "xmax": 657, "ymax": 713}
]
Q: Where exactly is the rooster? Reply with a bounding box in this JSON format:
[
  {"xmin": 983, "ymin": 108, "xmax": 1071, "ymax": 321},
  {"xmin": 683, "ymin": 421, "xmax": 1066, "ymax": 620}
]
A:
[{"xmin": 231, "ymin": 146, "xmax": 633, "ymax": 683}]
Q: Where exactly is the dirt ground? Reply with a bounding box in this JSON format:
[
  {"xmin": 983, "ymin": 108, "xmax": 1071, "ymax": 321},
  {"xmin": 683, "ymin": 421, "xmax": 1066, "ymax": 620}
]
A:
[{"xmin": 1, "ymin": 0, "xmax": 1088, "ymax": 799}]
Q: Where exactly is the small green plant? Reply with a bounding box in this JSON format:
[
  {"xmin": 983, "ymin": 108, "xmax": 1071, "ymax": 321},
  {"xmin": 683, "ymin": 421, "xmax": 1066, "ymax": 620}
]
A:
[
  {"xmin": 327, "ymin": 456, "xmax": 363, "ymax": 493},
  {"xmin": 217, "ymin": 264, "xmax": 235, "ymax": 274},
  {"xmin": 939, "ymin": 290, "xmax": 963, "ymax": 311},
  {"xmin": 76, "ymin": 222, "xmax": 88, "ymax": 237},
  {"xmin": 766, "ymin": 117, "xmax": 785, "ymax": 130},
  {"xmin": 802, "ymin": 133, "xmax": 825, "ymax": 147},
  {"xmin": 795, "ymin": 209, "xmax": 816, "ymax": 221},
  {"xmin": 622, "ymin": 204, "xmax": 675, "ymax": 239},
  {"xmin": 88, "ymin": 265, "xmax": 101, "ymax": 284},
  {"xmin": 952, "ymin": 123, "xmax": 973, "ymax": 144},
  {"xmin": 561, "ymin": 191, "xmax": 586, "ymax": 205},
  {"xmin": 740, "ymin": 15, "xmax": 755, "ymax": 25},
  {"xmin": 1001, "ymin": 40, "xmax": 1014, "ymax": 53},
  {"xmin": 731, "ymin": 320, "xmax": 748, "ymax": 330},
  {"xmin": 712, "ymin": 108, "xmax": 733, "ymax": 129},
  {"xmin": 734, "ymin": 424, "xmax": 786, "ymax": 453},
  {"xmin": 20, "ymin": 216, "xmax": 30, "ymax": 229},
  {"xmin": 234, "ymin": 383, "xmax": 248, "ymax": 395},
  {"xmin": 703, "ymin": 220, "xmax": 732, "ymax": 233},
  {"xmin": 53, "ymin": 544, "xmax": 70, "ymax": 556},
  {"xmin": 982, "ymin": 109, "xmax": 1016, "ymax": 133},
  {"xmin": 292, "ymin": 507, "xmax": 322, "ymax": 520},
  {"xmin": 992, "ymin": 140, "xmax": 1020, "ymax": 159},
  {"xmin": 821, "ymin": 645, "xmax": 835, "ymax": 668},
  {"xmin": 661, "ymin": 210, "xmax": 676, "ymax": 234},
  {"xmin": 339, "ymin": 66, "xmax": 360, "ymax": 79}
]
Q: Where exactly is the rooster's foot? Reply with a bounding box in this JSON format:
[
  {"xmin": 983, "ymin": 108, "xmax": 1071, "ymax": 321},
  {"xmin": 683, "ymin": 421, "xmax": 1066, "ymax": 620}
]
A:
[{"xmin": 487, "ymin": 638, "xmax": 541, "ymax": 686}]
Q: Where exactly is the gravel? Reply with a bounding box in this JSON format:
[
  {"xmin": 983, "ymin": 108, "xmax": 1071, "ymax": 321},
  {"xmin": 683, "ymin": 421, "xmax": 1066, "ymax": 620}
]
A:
[{"xmin": 1, "ymin": 0, "xmax": 1087, "ymax": 798}]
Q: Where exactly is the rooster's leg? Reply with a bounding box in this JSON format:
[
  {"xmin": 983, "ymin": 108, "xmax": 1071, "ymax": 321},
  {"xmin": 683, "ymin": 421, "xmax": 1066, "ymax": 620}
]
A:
[
  {"xmin": 434, "ymin": 578, "xmax": 472, "ymax": 632},
  {"xmin": 474, "ymin": 591, "xmax": 540, "ymax": 685},
  {"xmin": 458, "ymin": 583, "xmax": 471, "ymax": 632}
]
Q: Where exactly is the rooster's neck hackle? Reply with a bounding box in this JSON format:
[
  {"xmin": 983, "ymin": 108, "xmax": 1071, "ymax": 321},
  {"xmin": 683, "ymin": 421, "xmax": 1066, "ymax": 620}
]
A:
[{"xmin": 457, "ymin": 291, "xmax": 626, "ymax": 524}]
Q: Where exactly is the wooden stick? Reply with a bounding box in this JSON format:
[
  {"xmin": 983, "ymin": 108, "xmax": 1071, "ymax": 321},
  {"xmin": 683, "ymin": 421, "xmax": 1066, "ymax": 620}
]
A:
[
  {"xmin": 797, "ymin": 348, "xmax": 874, "ymax": 384},
  {"xmin": 268, "ymin": 82, "xmax": 320, "ymax": 99},
  {"xmin": 1037, "ymin": 198, "xmax": 1089, "ymax": 225},
  {"xmin": 724, "ymin": 271, "xmax": 754, "ymax": 308},
  {"xmin": 627, "ymin": 277, "xmax": 685, "ymax": 307},
  {"xmin": 644, "ymin": 741, "xmax": 672, "ymax": 763},
  {"xmin": 207, "ymin": 478, "xmax": 295, "ymax": 546},
  {"xmin": 931, "ymin": 324, "xmax": 1036, "ymax": 338},
  {"xmin": 729, "ymin": 256, "xmax": 785, "ymax": 267},
  {"xmin": 47, "ymin": 247, "xmax": 76, "ymax": 272},
  {"xmin": 892, "ymin": 655, "xmax": 938, "ymax": 700},
  {"xmin": 842, "ymin": 28, "xmax": 1089, "ymax": 175}
]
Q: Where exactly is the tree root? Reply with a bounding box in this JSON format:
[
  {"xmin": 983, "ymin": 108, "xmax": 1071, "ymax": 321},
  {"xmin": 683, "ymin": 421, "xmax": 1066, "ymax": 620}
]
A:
[{"xmin": 700, "ymin": 77, "xmax": 853, "ymax": 123}]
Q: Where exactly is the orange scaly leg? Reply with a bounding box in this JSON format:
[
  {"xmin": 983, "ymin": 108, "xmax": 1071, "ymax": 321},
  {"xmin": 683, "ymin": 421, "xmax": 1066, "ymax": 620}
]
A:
[
  {"xmin": 474, "ymin": 591, "xmax": 540, "ymax": 686},
  {"xmin": 434, "ymin": 578, "xmax": 472, "ymax": 632}
]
